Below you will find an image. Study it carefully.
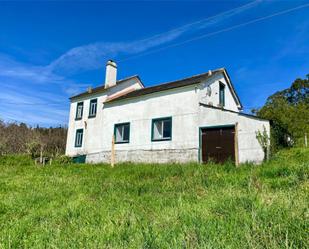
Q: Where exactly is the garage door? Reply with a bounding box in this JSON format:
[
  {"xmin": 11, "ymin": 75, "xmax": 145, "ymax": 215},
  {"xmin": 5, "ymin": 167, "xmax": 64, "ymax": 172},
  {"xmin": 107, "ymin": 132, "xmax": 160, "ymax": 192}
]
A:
[{"xmin": 201, "ymin": 126, "xmax": 235, "ymax": 164}]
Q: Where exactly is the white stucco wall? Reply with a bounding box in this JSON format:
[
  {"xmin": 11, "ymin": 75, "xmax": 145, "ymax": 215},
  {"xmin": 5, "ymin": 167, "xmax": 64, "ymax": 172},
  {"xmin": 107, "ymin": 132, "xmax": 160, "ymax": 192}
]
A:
[
  {"xmin": 65, "ymin": 72, "xmax": 269, "ymax": 164},
  {"xmin": 65, "ymin": 77, "xmax": 143, "ymax": 156},
  {"xmin": 198, "ymin": 73, "xmax": 240, "ymax": 112},
  {"xmin": 68, "ymin": 84, "xmax": 200, "ymax": 162}
]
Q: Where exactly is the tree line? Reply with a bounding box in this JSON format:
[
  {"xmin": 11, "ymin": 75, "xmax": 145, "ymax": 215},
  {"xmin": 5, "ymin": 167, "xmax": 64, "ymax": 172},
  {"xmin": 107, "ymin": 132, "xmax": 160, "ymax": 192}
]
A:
[{"xmin": 0, "ymin": 121, "xmax": 67, "ymax": 158}]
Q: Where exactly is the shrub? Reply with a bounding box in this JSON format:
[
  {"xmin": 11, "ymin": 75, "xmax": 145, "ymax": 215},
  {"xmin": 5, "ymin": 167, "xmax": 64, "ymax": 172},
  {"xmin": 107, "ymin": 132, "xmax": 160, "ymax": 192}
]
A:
[{"xmin": 26, "ymin": 141, "xmax": 42, "ymax": 159}]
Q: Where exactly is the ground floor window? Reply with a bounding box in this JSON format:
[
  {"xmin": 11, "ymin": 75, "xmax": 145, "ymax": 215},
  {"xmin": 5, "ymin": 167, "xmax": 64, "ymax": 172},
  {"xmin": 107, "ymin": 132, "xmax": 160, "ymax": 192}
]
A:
[
  {"xmin": 152, "ymin": 117, "xmax": 172, "ymax": 141},
  {"xmin": 75, "ymin": 129, "xmax": 83, "ymax": 147},
  {"xmin": 114, "ymin": 122, "xmax": 130, "ymax": 143}
]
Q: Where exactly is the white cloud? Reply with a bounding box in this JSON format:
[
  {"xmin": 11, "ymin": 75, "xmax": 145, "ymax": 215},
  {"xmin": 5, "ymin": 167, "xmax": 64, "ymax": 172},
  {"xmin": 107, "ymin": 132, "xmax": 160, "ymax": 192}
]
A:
[
  {"xmin": 48, "ymin": 0, "xmax": 262, "ymax": 75},
  {"xmin": 47, "ymin": 29, "xmax": 185, "ymax": 74}
]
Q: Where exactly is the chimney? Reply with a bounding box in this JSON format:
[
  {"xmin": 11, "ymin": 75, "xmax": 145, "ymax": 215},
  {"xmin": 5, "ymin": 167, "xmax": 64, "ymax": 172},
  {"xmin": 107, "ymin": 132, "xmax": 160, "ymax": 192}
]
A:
[{"xmin": 105, "ymin": 60, "xmax": 117, "ymax": 89}]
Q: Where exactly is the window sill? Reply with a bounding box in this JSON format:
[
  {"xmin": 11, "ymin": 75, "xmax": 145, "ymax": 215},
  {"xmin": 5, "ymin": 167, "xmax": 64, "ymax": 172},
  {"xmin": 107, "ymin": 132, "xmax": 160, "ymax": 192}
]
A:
[
  {"xmin": 115, "ymin": 141, "xmax": 129, "ymax": 144},
  {"xmin": 88, "ymin": 115, "xmax": 96, "ymax": 119},
  {"xmin": 75, "ymin": 118, "xmax": 82, "ymax": 121},
  {"xmin": 151, "ymin": 137, "xmax": 171, "ymax": 142}
]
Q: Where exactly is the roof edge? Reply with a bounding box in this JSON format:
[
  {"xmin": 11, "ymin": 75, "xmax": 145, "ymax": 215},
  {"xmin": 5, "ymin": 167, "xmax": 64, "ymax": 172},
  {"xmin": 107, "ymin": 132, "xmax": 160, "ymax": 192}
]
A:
[
  {"xmin": 199, "ymin": 102, "xmax": 268, "ymax": 121},
  {"xmin": 220, "ymin": 68, "xmax": 243, "ymax": 109},
  {"xmin": 69, "ymin": 75, "xmax": 143, "ymax": 100}
]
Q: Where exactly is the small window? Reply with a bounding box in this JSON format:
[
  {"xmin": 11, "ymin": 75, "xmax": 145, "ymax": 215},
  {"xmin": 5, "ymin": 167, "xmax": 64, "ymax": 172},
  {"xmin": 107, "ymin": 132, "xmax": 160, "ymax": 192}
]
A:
[
  {"xmin": 114, "ymin": 123, "xmax": 130, "ymax": 144},
  {"xmin": 89, "ymin": 99, "xmax": 97, "ymax": 118},
  {"xmin": 219, "ymin": 82, "xmax": 225, "ymax": 107},
  {"xmin": 152, "ymin": 117, "xmax": 172, "ymax": 141},
  {"xmin": 75, "ymin": 129, "xmax": 83, "ymax": 147},
  {"xmin": 75, "ymin": 102, "xmax": 84, "ymax": 120}
]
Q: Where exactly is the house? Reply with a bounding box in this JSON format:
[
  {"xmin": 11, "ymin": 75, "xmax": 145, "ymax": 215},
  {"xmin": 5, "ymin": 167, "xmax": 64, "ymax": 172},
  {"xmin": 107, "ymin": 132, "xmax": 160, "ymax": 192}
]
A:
[{"xmin": 66, "ymin": 60, "xmax": 270, "ymax": 164}]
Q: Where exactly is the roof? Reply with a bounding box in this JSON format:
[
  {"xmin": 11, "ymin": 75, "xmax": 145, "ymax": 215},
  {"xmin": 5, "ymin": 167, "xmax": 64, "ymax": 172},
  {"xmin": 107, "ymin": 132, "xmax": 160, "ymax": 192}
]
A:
[
  {"xmin": 105, "ymin": 69, "xmax": 225, "ymax": 104},
  {"xmin": 199, "ymin": 102, "xmax": 268, "ymax": 121},
  {"xmin": 70, "ymin": 75, "xmax": 143, "ymax": 100}
]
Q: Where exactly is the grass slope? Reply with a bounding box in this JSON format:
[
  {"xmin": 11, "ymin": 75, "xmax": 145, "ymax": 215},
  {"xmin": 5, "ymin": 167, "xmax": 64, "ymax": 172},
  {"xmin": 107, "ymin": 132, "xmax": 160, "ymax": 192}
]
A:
[{"xmin": 0, "ymin": 149, "xmax": 308, "ymax": 248}]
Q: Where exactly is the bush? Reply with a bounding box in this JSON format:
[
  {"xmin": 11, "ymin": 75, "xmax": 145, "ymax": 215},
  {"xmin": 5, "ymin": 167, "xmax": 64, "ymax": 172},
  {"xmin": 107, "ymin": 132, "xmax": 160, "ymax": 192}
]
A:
[{"xmin": 26, "ymin": 141, "xmax": 42, "ymax": 159}]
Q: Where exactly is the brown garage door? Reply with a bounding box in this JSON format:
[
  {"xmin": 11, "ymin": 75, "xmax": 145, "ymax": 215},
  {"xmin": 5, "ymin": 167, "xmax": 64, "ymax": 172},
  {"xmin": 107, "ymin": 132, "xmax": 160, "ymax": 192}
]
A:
[{"xmin": 201, "ymin": 126, "xmax": 235, "ymax": 164}]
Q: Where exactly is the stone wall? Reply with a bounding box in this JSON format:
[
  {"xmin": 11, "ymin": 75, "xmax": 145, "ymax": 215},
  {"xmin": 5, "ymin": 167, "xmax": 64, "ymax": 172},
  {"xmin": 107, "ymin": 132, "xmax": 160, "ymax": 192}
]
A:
[{"xmin": 86, "ymin": 148, "xmax": 199, "ymax": 164}]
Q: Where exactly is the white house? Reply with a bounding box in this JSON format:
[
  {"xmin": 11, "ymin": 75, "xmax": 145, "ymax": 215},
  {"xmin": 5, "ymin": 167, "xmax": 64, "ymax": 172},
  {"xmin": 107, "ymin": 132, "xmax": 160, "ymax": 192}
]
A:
[{"xmin": 66, "ymin": 60, "xmax": 270, "ymax": 164}]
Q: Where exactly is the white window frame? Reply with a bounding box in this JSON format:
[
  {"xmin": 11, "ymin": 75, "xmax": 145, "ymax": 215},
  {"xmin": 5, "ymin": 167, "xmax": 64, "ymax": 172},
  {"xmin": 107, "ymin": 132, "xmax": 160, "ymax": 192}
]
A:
[
  {"xmin": 89, "ymin": 99, "xmax": 97, "ymax": 118},
  {"xmin": 114, "ymin": 123, "xmax": 130, "ymax": 144},
  {"xmin": 152, "ymin": 117, "xmax": 172, "ymax": 141},
  {"xmin": 76, "ymin": 102, "xmax": 83, "ymax": 120},
  {"xmin": 75, "ymin": 129, "xmax": 83, "ymax": 147}
]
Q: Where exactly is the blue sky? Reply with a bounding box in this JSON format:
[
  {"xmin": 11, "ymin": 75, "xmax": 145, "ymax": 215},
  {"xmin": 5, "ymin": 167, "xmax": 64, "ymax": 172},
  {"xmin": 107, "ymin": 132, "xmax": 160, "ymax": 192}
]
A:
[{"xmin": 0, "ymin": 0, "xmax": 308, "ymax": 127}]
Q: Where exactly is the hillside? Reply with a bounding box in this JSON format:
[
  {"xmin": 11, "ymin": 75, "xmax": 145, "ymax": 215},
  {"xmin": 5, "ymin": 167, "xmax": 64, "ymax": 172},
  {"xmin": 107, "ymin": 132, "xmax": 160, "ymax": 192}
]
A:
[{"xmin": 0, "ymin": 149, "xmax": 308, "ymax": 248}]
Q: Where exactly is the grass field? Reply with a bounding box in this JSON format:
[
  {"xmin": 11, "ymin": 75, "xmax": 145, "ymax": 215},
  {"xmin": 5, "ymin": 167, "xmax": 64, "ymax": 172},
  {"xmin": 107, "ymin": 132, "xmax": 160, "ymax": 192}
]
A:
[{"xmin": 0, "ymin": 149, "xmax": 308, "ymax": 249}]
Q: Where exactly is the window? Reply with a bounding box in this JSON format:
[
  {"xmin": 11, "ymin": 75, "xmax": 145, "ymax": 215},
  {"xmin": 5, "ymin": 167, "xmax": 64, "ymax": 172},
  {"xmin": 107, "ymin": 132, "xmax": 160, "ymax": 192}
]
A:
[
  {"xmin": 152, "ymin": 117, "xmax": 172, "ymax": 141},
  {"xmin": 114, "ymin": 123, "xmax": 130, "ymax": 144},
  {"xmin": 75, "ymin": 129, "xmax": 83, "ymax": 147},
  {"xmin": 219, "ymin": 82, "xmax": 225, "ymax": 107},
  {"xmin": 75, "ymin": 102, "xmax": 84, "ymax": 120},
  {"xmin": 89, "ymin": 99, "xmax": 97, "ymax": 118}
]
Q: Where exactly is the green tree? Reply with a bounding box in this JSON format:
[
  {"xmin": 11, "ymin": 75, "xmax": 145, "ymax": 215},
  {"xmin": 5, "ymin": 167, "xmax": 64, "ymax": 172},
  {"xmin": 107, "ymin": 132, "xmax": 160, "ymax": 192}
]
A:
[{"xmin": 254, "ymin": 74, "xmax": 309, "ymax": 151}]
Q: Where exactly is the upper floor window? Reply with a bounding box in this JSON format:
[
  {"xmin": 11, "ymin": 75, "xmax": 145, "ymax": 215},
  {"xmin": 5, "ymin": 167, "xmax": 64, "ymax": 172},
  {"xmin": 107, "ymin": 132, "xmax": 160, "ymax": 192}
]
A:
[
  {"xmin": 152, "ymin": 117, "xmax": 172, "ymax": 141},
  {"xmin": 219, "ymin": 82, "xmax": 225, "ymax": 107},
  {"xmin": 75, "ymin": 102, "xmax": 84, "ymax": 120},
  {"xmin": 89, "ymin": 98, "xmax": 97, "ymax": 118},
  {"xmin": 75, "ymin": 129, "xmax": 83, "ymax": 147},
  {"xmin": 114, "ymin": 122, "xmax": 130, "ymax": 144}
]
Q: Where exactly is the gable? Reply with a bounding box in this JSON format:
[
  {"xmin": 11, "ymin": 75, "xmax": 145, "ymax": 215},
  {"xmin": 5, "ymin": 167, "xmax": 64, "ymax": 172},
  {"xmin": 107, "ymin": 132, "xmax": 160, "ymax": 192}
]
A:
[{"xmin": 198, "ymin": 70, "xmax": 242, "ymax": 112}]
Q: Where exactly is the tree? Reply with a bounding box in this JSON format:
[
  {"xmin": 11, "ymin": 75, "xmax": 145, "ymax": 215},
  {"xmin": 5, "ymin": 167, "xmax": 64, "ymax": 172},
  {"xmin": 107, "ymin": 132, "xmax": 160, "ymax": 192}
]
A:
[
  {"xmin": 0, "ymin": 121, "xmax": 67, "ymax": 157},
  {"xmin": 254, "ymin": 74, "xmax": 309, "ymax": 151}
]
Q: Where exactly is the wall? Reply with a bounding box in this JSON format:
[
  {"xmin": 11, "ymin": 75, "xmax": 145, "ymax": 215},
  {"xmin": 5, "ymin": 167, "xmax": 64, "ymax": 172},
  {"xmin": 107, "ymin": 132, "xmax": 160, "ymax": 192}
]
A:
[
  {"xmin": 65, "ymin": 77, "xmax": 142, "ymax": 156},
  {"xmin": 198, "ymin": 72, "xmax": 240, "ymax": 112},
  {"xmin": 198, "ymin": 106, "xmax": 270, "ymax": 164},
  {"xmin": 89, "ymin": 84, "xmax": 201, "ymax": 163}
]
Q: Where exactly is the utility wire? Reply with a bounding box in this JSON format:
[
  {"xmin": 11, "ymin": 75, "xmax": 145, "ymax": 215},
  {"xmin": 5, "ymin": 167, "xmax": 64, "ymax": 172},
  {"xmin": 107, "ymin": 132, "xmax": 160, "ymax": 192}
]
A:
[
  {"xmin": 120, "ymin": 0, "xmax": 261, "ymax": 45},
  {"xmin": 118, "ymin": 3, "xmax": 309, "ymax": 62}
]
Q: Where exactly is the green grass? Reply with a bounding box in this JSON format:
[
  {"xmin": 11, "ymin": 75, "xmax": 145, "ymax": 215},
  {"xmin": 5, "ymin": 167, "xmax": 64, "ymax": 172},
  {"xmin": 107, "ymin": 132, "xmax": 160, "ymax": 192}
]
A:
[{"xmin": 0, "ymin": 149, "xmax": 308, "ymax": 249}]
